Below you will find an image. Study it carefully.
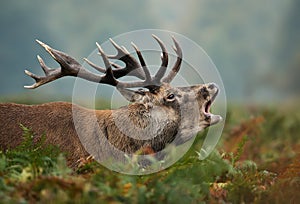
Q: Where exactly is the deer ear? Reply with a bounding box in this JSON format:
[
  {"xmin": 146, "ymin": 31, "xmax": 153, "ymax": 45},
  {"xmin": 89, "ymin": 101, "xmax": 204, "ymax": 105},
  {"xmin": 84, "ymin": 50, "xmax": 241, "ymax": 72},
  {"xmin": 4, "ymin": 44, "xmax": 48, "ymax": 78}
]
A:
[{"xmin": 117, "ymin": 87, "xmax": 144, "ymax": 102}]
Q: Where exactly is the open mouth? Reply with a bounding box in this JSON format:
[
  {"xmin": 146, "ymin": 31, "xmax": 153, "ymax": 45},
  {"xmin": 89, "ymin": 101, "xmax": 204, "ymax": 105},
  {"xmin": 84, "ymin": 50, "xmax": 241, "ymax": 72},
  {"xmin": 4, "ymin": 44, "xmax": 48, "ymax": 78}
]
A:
[
  {"xmin": 204, "ymin": 100, "xmax": 212, "ymax": 114},
  {"xmin": 202, "ymin": 91, "xmax": 222, "ymax": 126}
]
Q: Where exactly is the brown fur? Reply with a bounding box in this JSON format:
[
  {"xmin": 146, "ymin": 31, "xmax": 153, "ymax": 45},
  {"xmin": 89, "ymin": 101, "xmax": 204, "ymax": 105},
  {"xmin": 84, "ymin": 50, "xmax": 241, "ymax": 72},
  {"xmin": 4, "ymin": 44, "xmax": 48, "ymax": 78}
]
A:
[
  {"xmin": 0, "ymin": 83, "xmax": 220, "ymax": 168},
  {"xmin": 0, "ymin": 102, "xmax": 88, "ymax": 168}
]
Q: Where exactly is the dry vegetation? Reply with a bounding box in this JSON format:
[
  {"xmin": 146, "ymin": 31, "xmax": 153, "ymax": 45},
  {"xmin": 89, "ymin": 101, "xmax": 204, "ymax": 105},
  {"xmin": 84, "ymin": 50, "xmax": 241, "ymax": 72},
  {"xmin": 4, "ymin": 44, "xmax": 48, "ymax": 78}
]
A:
[{"xmin": 0, "ymin": 105, "xmax": 299, "ymax": 203}]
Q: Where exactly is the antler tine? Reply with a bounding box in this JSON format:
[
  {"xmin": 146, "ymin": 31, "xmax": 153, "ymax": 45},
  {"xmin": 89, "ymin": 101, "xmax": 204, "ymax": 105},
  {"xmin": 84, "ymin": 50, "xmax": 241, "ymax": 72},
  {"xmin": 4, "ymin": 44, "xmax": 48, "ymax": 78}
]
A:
[
  {"xmin": 162, "ymin": 36, "xmax": 183, "ymax": 83},
  {"xmin": 91, "ymin": 42, "xmax": 118, "ymax": 86},
  {"xmin": 84, "ymin": 38, "xmax": 145, "ymax": 80},
  {"xmin": 83, "ymin": 57, "xmax": 106, "ymax": 73},
  {"xmin": 108, "ymin": 38, "xmax": 128, "ymax": 59},
  {"xmin": 24, "ymin": 69, "xmax": 43, "ymax": 89},
  {"xmin": 37, "ymin": 55, "xmax": 50, "ymax": 75},
  {"xmin": 107, "ymin": 38, "xmax": 145, "ymax": 80},
  {"xmin": 85, "ymin": 38, "xmax": 146, "ymax": 80},
  {"xmin": 84, "ymin": 54, "xmax": 132, "ymax": 74},
  {"xmin": 24, "ymin": 40, "xmax": 78, "ymax": 89},
  {"xmin": 24, "ymin": 66, "xmax": 65, "ymax": 89},
  {"xmin": 152, "ymin": 35, "xmax": 168, "ymax": 83},
  {"xmin": 96, "ymin": 42, "xmax": 111, "ymax": 70},
  {"xmin": 25, "ymin": 40, "xmax": 121, "ymax": 89},
  {"xmin": 131, "ymin": 42, "xmax": 151, "ymax": 83},
  {"xmin": 94, "ymin": 42, "xmax": 119, "ymax": 86}
]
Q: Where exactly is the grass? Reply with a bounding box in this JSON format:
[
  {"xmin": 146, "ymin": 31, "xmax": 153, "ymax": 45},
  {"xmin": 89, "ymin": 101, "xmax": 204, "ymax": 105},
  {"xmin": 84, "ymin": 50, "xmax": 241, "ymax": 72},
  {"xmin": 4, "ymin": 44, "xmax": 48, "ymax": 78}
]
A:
[{"xmin": 0, "ymin": 105, "xmax": 299, "ymax": 203}]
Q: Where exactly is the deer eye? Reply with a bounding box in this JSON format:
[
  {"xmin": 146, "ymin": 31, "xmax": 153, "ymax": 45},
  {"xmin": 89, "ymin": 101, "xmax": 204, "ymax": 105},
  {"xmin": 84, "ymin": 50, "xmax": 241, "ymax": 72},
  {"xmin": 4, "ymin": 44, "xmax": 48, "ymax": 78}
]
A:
[{"xmin": 167, "ymin": 94, "xmax": 175, "ymax": 100}]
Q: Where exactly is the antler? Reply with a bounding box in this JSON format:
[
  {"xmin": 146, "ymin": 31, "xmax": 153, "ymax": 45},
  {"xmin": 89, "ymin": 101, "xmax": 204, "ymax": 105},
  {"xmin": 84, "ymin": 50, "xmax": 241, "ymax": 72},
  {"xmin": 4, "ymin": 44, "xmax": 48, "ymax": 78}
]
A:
[
  {"xmin": 162, "ymin": 36, "xmax": 182, "ymax": 83},
  {"xmin": 24, "ymin": 35, "xmax": 182, "ymax": 90},
  {"xmin": 84, "ymin": 39, "xmax": 146, "ymax": 80}
]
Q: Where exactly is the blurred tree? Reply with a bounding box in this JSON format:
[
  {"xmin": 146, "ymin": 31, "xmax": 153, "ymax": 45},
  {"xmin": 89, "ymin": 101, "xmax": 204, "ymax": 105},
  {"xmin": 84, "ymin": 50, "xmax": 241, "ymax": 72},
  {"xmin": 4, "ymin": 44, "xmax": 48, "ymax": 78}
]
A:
[{"xmin": 273, "ymin": 0, "xmax": 300, "ymax": 97}]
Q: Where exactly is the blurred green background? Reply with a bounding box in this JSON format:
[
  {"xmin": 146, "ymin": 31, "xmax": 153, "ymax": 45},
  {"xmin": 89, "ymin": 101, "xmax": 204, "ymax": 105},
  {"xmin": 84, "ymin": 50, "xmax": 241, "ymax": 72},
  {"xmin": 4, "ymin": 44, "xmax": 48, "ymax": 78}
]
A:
[{"xmin": 0, "ymin": 0, "xmax": 299, "ymax": 104}]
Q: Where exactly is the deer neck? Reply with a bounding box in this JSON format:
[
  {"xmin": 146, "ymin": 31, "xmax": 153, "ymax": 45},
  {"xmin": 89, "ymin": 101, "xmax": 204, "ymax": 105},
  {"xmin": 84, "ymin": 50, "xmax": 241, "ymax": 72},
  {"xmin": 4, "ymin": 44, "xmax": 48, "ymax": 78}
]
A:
[{"xmin": 96, "ymin": 103, "xmax": 181, "ymax": 153}]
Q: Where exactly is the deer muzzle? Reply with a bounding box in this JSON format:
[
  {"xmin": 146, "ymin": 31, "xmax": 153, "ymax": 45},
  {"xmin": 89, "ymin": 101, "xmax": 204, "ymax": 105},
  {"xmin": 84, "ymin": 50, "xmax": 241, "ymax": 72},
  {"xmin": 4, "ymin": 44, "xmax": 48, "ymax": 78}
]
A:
[{"xmin": 202, "ymin": 83, "xmax": 223, "ymax": 125}]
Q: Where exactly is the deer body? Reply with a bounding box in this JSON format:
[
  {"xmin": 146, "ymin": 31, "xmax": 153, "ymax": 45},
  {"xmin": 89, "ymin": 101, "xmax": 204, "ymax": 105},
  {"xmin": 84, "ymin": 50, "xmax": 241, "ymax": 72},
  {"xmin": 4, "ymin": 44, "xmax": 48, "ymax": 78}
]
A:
[
  {"xmin": 0, "ymin": 102, "xmax": 89, "ymax": 166},
  {"xmin": 0, "ymin": 36, "xmax": 222, "ymax": 168}
]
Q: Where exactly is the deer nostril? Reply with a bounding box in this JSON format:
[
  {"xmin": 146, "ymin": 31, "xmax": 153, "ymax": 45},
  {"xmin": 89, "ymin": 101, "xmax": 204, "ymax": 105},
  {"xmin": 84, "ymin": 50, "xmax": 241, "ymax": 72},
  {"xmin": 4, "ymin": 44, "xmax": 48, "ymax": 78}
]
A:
[
  {"xmin": 207, "ymin": 83, "xmax": 216, "ymax": 90},
  {"xmin": 200, "ymin": 87, "xmax": 209, "ymax": 99}
]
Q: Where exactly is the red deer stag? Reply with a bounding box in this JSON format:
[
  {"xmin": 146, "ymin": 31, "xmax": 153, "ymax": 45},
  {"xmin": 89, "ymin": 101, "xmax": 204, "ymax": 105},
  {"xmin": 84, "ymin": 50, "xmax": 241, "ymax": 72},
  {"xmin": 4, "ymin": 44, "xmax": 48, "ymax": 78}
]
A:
[{"xmin": 0, "ymin": 35, "xmax": 222, "ymax": 168}]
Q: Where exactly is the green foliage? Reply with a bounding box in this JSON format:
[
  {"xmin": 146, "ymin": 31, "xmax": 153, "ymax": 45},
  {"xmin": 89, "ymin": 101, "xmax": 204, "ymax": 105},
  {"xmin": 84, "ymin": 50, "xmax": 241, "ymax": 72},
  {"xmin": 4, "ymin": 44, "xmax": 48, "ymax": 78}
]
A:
[
  {"xmin": 227, "ymin": 135, "xmax": 248, "ymax": 166},
  {"xmin": 0, "ymin": 125, "xmax": 70, "ymax": 182},
  {"xmin": 0, "ymin": 105, "xmax": 299, "ymax": 203}
]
